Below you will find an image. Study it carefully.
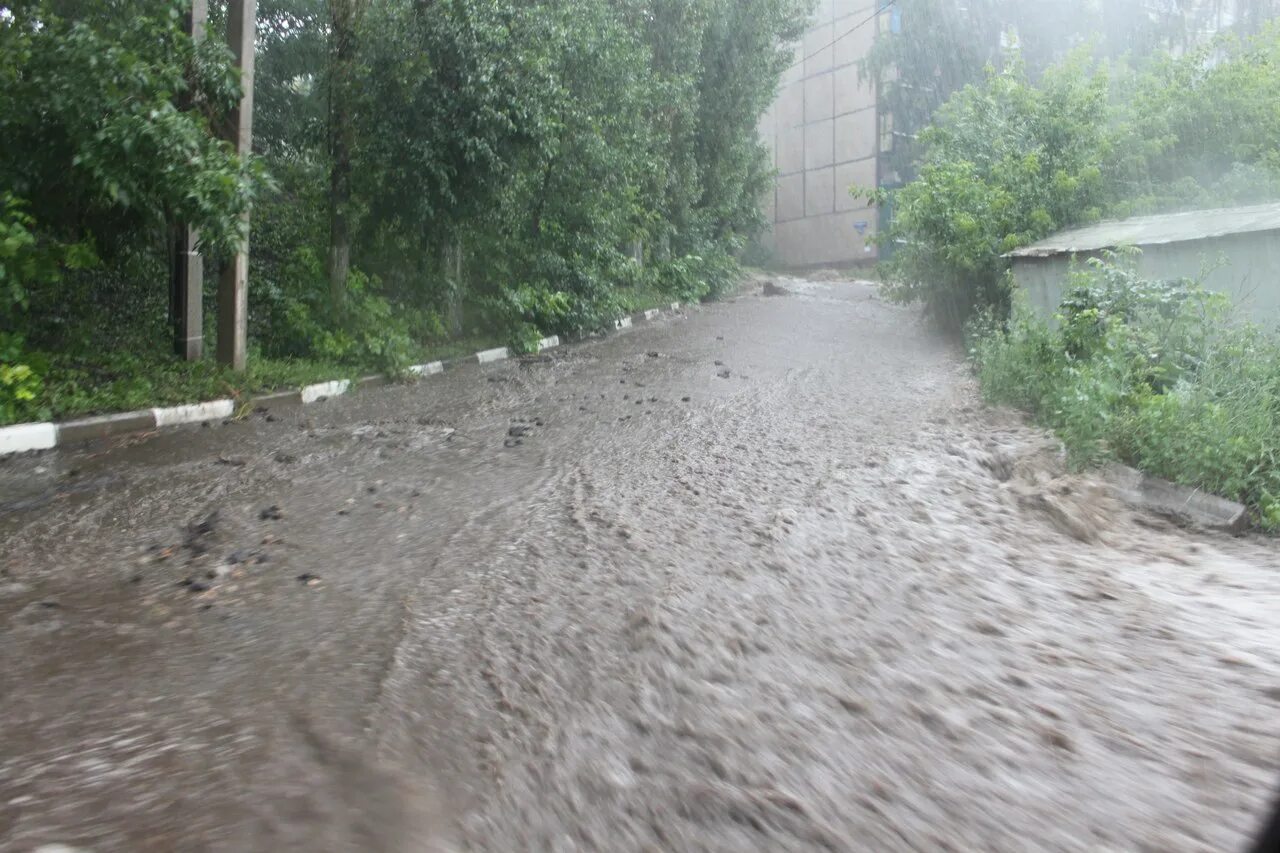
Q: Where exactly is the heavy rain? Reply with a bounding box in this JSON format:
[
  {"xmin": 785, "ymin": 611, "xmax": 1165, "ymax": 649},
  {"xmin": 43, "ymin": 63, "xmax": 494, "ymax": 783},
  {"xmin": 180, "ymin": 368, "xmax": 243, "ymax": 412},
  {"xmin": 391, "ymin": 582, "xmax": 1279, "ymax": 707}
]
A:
[{"xmin": 2, "ymin": 1, "xmax": 1280, "ymax": 851}]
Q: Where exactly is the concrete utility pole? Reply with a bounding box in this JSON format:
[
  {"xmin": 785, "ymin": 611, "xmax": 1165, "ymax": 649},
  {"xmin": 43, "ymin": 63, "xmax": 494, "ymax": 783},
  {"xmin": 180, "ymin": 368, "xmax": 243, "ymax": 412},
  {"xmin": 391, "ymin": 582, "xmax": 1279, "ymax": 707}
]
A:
[
  {"xmin": 218, "ymin": 0, "xmax": 256, "ymax": 371},
  {"xmin": 171, "ymin": 0, "xmax": 208, "ymax": 361}
]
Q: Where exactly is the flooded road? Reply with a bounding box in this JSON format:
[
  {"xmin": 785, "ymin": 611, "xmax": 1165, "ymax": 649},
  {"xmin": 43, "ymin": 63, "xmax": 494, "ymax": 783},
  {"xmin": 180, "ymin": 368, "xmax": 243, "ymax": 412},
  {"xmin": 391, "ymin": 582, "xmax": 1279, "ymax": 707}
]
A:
[{"xmin": 2, "ymin": 277, "xmax": 1279, "ymax": 852}]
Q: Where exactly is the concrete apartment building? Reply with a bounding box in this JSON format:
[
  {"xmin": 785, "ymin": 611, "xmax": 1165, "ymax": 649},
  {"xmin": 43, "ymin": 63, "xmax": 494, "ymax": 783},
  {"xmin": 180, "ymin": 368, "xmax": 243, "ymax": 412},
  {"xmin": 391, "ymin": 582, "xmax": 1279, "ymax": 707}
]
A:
[{"xmin": 758, "ymin": 0, "xmax": 887, "ymax": 268}]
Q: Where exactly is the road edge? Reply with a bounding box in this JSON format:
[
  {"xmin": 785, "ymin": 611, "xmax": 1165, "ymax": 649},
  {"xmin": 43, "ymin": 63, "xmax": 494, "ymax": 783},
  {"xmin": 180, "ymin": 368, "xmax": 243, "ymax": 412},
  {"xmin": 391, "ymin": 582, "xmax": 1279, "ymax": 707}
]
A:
[{"xmin": 0, "ymin": 305, "xmax": 684, "ymax": 457}]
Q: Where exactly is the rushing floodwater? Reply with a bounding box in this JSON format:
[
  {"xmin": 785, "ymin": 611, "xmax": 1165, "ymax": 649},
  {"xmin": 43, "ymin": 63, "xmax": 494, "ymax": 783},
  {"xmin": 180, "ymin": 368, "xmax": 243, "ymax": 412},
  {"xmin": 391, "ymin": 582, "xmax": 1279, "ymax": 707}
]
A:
[{"xmin": 2, "ymin": 277, "xmax": 1278, "ymax": 852}]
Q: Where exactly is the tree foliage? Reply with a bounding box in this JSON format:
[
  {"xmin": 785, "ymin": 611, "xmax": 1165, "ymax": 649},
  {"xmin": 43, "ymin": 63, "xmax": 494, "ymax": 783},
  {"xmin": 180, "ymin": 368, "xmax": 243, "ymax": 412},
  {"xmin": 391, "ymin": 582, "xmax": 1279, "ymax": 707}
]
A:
[
  {"xmin": 0, "ymin": 0, "xmax": 259, "ymax": 257},
  {"xmin": 0, "ymin": 0, "xmax": 806, "ymax": 423},
  {"xmin": 867, "ymin": 24, "xmax": 1280, "ymax": 327},
  {"xmin": 860, "ymin": 0, "xmax": 1101, "ymax": 183}
]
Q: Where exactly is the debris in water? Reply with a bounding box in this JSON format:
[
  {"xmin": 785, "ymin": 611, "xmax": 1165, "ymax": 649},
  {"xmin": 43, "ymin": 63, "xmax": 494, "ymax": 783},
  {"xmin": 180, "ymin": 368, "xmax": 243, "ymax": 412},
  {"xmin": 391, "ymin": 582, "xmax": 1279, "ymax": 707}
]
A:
[{"xmin": 189, "ymin": 512, "xmax": 219, "ymax": 538}]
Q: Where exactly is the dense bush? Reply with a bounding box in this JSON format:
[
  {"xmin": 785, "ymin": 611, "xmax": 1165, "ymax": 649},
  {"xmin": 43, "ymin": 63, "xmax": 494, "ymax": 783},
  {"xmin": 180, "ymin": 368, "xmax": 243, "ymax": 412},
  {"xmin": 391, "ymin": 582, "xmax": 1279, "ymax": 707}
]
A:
[
  {"xmin": 971, "ymin": 253, "xmax": 1280, "ymax": 527},
  {"xmin": 868, "ymin": 25, "xmax": 1280, "ymax": 328},
  {"xmin": 862, "ymin": 55, "xmax": 1115, "ymax": 327}
]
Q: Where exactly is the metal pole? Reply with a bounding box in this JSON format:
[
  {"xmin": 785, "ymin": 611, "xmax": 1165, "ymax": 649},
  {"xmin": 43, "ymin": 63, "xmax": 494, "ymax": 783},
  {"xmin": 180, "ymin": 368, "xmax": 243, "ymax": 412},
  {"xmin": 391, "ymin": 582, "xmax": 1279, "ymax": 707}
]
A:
[
  {"xmin": 172, "ymin": 0, "xmax": 208, "ymax": 361},
  {"xmin": 218, "ymin": 0, "xmax": 256, "ymax": 371}
]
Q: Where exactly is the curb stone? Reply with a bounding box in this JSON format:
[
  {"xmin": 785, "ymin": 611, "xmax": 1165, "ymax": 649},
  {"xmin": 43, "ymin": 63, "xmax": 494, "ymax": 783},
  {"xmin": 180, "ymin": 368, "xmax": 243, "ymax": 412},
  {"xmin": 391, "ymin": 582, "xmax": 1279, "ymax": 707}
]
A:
[
  {"xmin": 1105, "ymin": 463, "xmax": 1250, "ymax": 534},
  {"xmin": 251, "ymin": 389, "xmax": 304, "ymax": 407},
  {"xmin": 153, "ymin": 400, "xmax": 235, "ymax": 427},
  {"xmin": 300, "ymin": 380, "xmax": 351, "ymax": 405},
  {"xmin": 408, "ymin": 361, "xmax": 444, "ymax": 377},
  {"xmin": 55, "ymin": 411, "xmax": 158, "ymax": 444},
  {"xmin": 441, "ymin": 357, "xmax": 471, "ymax": 372},
  {"xmin": 0, "ymin": 422, "xmax": 58, "ymax": 455},
  {"xmin": 0, "ymin": 301, "xmax": 686, "ymax": 457}
]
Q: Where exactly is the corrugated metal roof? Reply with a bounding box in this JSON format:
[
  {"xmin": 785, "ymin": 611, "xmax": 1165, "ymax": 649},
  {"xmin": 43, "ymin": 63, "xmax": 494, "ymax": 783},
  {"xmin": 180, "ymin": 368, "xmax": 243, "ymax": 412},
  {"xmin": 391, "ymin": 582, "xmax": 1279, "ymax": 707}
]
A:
[{"xmin": 1006, "ymin": 201, "xmax": 1280, "ymax": 258}]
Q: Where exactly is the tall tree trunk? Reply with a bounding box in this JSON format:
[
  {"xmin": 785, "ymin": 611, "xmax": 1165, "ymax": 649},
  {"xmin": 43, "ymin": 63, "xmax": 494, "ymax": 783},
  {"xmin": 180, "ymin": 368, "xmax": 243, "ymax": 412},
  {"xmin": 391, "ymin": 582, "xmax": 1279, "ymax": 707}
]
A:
[{"xmin": 327, "ymin": 0, "xmax": 361, "ymax": 306}]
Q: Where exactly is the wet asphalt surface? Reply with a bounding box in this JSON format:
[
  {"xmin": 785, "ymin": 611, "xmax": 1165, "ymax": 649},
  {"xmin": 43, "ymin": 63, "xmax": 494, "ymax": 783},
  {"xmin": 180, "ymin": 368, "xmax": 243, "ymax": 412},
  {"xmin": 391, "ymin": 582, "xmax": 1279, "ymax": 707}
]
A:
[{"xmin": 2, "ymin": 278, "xmax": 1280, "ymax": 852}]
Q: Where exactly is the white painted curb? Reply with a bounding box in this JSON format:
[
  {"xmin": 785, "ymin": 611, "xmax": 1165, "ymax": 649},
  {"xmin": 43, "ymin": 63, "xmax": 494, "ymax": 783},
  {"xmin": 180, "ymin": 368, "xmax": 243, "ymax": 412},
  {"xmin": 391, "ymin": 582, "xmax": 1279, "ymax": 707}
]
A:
[
  {"xmin": 152, "ymin": 400, "xmax": 235, "ymax": 427},
  {"xmin": 300, "ymin": 379, "xmax": 351, "ymax": 404},
  {"xmin": 0, "ymin": 300, "xmax": 693, "ymax": 457},
  {"xmin": 0, "ymin": 422, "xmax": 58, "ymax": 454},
  {"xmin": 408, "ymin": 361, "xmax": 444, "ymax": 376}
]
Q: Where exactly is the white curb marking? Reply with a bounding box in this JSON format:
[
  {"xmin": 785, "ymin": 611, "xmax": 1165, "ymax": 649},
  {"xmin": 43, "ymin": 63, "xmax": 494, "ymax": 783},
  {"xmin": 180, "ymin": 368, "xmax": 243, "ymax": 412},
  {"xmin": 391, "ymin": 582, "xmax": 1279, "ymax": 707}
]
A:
[
  {"xmin": 408, "ymin": 361, "xmax": 444, "ymax": 376},
  {"xmin": 300, "ymin": 380, "xmax": 351, "ymax": 404},
  {"xmin": 152, "ymin": 400, "xmax": 235, "ymax": 427},
  {"xmin": 0, "ymin": 297, "xmax": 699, "ymax": 458},
  {"xmin": 0, "ymin": 422, "xmax": 58, "ymax": 455}
]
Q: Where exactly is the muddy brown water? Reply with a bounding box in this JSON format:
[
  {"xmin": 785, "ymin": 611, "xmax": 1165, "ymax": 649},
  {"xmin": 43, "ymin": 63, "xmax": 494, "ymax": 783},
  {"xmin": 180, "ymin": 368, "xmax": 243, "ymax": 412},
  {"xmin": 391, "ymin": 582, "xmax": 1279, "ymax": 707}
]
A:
[{"xmin": 2, "ymin": 279, "xmax": 1279, "ymax": 852}]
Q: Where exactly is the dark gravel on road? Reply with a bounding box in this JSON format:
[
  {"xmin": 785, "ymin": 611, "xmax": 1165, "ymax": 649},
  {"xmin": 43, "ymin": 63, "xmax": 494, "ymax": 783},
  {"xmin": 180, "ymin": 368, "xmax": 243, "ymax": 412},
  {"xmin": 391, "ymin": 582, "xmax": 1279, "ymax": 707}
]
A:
[{"xmin": 2, "ymin": 278, "xmax": 1279, "ymax": 852}]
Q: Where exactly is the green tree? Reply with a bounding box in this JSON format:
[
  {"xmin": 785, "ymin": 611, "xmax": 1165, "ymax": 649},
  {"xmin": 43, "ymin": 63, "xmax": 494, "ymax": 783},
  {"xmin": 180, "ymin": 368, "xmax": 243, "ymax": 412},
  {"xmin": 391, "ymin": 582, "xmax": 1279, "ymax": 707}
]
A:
[
  {"xmin": 865, "ymin": 55, "xmax": 1115, "ymax": 326},
  {"xmin": 0, "ymin": 0, "xmax": 258, "ymax": 257},
  {"xmin": 861, "ymin": 0, "xmax": 1100, "ymax": 183},
  {"xmin": 1, "ymin": 0, "xmax": 806, "ymax": 421}
]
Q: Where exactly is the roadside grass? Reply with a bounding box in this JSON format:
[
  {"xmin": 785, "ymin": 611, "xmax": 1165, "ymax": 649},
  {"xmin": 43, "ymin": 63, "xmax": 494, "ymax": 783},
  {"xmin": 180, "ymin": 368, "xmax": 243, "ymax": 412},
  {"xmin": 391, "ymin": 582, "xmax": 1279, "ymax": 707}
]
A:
[
  {"xmin": 3, "ymin": 268, "xmax": 748, "ymax": 429},
  {"xmin": 969, "ymin": 254, "xmax": 1280, "ymax": 529},
  {"xmin": 29, "ymin": 333, "xmax": 508, "ymax": 424},
  {"xmin": 616, "ymin": 284, "xmax": 671, "ymax": 314},
  {"xmin": 6, "ymin": 290, "xmax": 690, "ymax": 426}
]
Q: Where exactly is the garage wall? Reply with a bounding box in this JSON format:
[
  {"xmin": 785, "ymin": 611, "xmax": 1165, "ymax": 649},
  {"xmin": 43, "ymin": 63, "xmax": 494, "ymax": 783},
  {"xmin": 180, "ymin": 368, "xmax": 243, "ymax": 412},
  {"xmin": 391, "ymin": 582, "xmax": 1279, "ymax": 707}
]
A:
[{"xmin": 1012, "ymin": 231, "xmax": 1280, "ymax": 328}]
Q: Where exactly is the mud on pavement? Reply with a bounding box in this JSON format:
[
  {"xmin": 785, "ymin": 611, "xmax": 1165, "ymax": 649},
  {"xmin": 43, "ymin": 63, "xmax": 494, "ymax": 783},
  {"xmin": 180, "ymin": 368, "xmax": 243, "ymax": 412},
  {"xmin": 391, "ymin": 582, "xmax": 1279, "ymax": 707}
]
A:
[{"xmin": 2, "ymin": 277, "xmax": 1279, "ymax": 852}]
